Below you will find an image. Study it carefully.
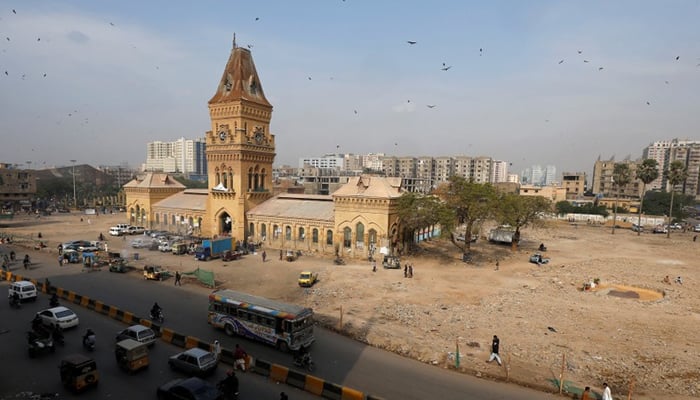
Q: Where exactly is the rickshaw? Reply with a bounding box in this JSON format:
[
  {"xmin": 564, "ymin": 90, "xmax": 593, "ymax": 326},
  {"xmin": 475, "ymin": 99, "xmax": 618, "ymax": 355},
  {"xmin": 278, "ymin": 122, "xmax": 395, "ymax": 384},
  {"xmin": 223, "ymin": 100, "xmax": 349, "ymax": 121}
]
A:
[
  {"xmin": 60, "ymin": 354, "xmax": 99, "ymax": 392},
  {"xmin": 115, "ymin": 339, "xmax": 149, "ymax": 373}
]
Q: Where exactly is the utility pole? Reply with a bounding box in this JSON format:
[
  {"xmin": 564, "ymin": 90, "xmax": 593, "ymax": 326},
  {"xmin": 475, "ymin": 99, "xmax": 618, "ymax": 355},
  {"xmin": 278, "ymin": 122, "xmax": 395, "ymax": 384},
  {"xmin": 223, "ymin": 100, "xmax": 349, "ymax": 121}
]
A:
[{"xmin": 70, "ymin": 160, "xmax": 77, "ymax": 209}]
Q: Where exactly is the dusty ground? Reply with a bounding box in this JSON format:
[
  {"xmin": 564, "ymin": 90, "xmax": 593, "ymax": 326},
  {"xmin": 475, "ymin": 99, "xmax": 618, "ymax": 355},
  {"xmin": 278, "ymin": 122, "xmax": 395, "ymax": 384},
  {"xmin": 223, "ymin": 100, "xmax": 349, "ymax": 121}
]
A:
[{"xmin": 2, "ymin": 213, "xmax": 699, "ymax": 400}]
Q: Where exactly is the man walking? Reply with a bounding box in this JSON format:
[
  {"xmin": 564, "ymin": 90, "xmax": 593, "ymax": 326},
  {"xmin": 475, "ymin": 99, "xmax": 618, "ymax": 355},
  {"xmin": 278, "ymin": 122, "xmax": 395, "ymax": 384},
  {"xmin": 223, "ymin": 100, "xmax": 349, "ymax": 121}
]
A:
[
  {"xmin": 487, "ymin": 335, "xmax": 502, "ymax": 366},
  {"xmin": 602, "ymin": 382, "xmax": 612, "ymax": 400},
  {"xmin": 262, "ymin": 250, "xmax": 267, "ymax": 262},
  {"xmin": 174, "ymin": 271, "xmax": 181, "ymax": 286}
]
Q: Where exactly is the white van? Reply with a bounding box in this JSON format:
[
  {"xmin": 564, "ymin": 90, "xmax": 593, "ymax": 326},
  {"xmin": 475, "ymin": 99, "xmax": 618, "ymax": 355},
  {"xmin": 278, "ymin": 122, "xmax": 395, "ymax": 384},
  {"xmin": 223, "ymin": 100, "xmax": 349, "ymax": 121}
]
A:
[
  {"xmin": 109, "ymin": 227, "xmax": 123, "ymax": 236},
  {"xmin": 8, "ymin": 281, "xmax": 38, "ymax": 302}
]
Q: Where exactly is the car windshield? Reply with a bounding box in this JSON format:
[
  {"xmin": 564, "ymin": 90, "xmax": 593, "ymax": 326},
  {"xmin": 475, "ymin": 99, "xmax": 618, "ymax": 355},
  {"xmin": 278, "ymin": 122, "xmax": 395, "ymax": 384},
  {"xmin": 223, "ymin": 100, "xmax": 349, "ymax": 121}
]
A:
[{"xmin": 55, "ymin": 310, "xmax": 75, "ymax": 318}]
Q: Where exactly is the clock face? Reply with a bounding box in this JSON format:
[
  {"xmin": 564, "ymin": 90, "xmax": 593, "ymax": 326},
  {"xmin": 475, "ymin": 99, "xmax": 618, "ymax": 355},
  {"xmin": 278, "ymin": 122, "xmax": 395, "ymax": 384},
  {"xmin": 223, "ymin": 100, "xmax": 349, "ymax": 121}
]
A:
[
  {"xmin": 255, "ymin": 132, "xmax": 264, "ymax": 144},
  {"xmin": 218, "ymin": 131, "xmax": 226, "ymax": 141}
]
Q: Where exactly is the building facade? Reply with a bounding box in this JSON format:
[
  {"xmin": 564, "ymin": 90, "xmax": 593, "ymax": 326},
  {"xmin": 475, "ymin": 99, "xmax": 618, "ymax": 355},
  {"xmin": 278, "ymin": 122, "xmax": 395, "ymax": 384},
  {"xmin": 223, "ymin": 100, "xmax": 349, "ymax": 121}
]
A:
[
  {"xmin": 561, "ymin": 172, "xmax": 586, "ymax": 199},
  {"xmin": 144, "ymin": 137, "xmax": 207, "ymax": 178},
  {"xmin": 0, "ymin": 164, "xmax": 35, "ymax": 210}
]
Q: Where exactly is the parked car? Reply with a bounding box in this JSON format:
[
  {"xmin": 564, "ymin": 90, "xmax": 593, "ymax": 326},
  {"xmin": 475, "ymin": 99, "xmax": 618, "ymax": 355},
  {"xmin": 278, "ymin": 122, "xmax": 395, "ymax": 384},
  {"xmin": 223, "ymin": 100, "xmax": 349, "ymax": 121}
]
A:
[
  {"xmin": 298, "ymin": 271, "xmax": 318, "ymax": 287},
  {"xmin": 631, "ymin": 224, "xmax": 644, "ymax": 232},
  {"xmin": 653, "ymin": 225, "xmax": 668, "ymax": 234},
  {"xmin": 8, "ymin": 280, "xmax": 37, "ymax": 302},
  {"xmin": 127, "ymin": 226, "xmax": 145, "ymax": 235},
  {"xmin": 694, "ymin": 224, "xmax": 700, "ymax": 232},
  {"xmin": 670, "ymin": 223, "xmax": 683, "ymax": 230},
  {"xmin": 168, "ymin": 348, "xmax": 218, "ymax": 377},
  {"xmin": 158, "ymin": 242, "xmax": 173, "ymax": 252},
  {"xmin": 116, "ymin": 324, "xmax": 156, "ymax": 346},
  {"xmin": 156, "ymin": 377, "xmax": 223, "ymax": 400},
  {"xmin": 36, "ymin": 306, "xmax": 79, "ymax": 330}
]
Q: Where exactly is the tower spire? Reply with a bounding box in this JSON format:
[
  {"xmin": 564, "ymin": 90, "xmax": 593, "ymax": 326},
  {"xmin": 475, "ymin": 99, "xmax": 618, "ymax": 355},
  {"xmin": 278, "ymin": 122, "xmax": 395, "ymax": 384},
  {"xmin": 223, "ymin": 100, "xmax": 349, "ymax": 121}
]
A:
[{"xmin": 233, "ymin": 33, "xmax": 236, "ymax": 49}]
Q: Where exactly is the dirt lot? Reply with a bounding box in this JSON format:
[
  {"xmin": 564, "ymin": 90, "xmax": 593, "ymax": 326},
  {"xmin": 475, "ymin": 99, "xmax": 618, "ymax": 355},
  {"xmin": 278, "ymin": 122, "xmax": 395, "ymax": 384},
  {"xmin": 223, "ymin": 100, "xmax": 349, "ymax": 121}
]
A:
[{"xmin": 2, "ymin": 213, "xmax": 698, "ymax": 400}]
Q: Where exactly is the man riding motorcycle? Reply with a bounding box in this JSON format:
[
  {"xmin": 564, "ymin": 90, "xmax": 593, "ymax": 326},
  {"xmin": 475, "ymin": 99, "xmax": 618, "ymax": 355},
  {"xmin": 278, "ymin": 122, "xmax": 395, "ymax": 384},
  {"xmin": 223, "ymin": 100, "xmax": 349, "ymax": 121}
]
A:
[
  {"xmin": 150, "ymin": 302, "xmax": 164, "ymax": 321},
  {"xmin": 218, "ymin": 370, "xmax": 239, "ymax": 400},
  {"xmin": 83, "ymin": 328, "xmax": 96, "ymax": 350},
  {"xmin": 50, "ymin": 293, "xmax": 59, "ymax": 307}
]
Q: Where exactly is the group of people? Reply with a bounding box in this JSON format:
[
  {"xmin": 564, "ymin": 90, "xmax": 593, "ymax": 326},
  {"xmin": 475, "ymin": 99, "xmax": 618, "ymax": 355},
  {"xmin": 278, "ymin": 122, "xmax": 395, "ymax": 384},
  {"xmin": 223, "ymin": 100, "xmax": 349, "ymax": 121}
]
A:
[
  {"xmin": 663, "ymin": 275, "xmax": 683, "ymax": 285},
  {"xmin": 403, "ymin": 264, "xmax": 414, "ymax": 278}
]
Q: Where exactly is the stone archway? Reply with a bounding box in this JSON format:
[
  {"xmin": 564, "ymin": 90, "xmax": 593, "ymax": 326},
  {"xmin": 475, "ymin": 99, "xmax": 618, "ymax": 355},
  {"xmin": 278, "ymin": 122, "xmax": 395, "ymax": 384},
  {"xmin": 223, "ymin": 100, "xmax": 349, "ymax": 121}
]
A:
[{"xmin": 219, "ymin": 212, "xmax": 232, "ymax": 236}]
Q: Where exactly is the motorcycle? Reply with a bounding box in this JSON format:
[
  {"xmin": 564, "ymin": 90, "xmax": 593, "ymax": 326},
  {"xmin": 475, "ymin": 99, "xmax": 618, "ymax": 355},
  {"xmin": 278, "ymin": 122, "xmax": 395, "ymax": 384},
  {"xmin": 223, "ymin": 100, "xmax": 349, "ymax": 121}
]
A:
[
  {"xmin": 9, "ymin": 294, "xmax": 21, "ymax": 309},
  {"xmin": 49, "ymin": 295, "xmax": 60, "ymax": 308},
  {"xmin": 52, "ymin": 328, "xmax": 65, "ymax": 346},
  {"xmin": 217, "ymin": 379, "xmax": 239, "ymax": 400},
  {"xmin": 27, "ymin": 330, "xmax": 55, "ymax": 358},
  {"xmin": 293, "ymin": 352, "xmax": 316, "ymax": 372},
  {"xmin": 83, "ymin": 332, "xmax": 96, "ymax": 351},
  {"xmin": 150, "ymin": 309, "xmax": 164, "ymax": 323},
  {"xmin": 333, "ymin": 257, "xmax": 346, "ymax": 265}
]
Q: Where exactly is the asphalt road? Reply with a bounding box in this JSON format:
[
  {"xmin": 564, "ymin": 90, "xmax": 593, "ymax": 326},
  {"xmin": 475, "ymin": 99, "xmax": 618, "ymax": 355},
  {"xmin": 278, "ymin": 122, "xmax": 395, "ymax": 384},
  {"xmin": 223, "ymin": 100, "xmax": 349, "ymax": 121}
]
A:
[
  {"xmin": 1, "ymin": 243, "xmax": 559, "ymax": 400},
  {"xmin": 0, "ymin": 282, "xmax": 319, "ymax": 400}
]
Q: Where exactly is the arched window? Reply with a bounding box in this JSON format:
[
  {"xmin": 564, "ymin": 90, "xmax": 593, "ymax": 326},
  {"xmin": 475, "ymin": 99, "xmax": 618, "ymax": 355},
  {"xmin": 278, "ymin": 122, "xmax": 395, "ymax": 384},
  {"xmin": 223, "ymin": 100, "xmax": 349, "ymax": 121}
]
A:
[
  {"xmin": 285, "ymin": 226, "xmax": 292, "ymax": 240},
  {"xmin": 172, "ymin": 215, "xmax": 176, "ymax": 226},
  {"xmin": 368, "ymin": 229, "xmax": 377, "ymax": 245},
  {"xmin": 248, "ymin": 223, "xmax": 254, "ymax": 238},
  {"xmin": 163, "ymin": 213, "xmax": 168, "ymax": 226},
  {"xmin": 221, "ymin": 172, "xmax": 227, "ymax": 188},
  {"xmin": 326, "ymin": 230, "xmax": 333, "ymax": 245},
  {"xmin": 312, "ymin": 228, "xmax": 318, "ymax": 243},
  {"xmin": 343, "ymin": 227, "xmax": 352, "ymax": 248},
  {"xmin": 273, "ymin": 225, "xmax": 280, "ymax": 239},
  {"xmin": 261, "ymin": 224, "xmax": 267, "ymax": 240},
  {"xmin": 155, "ymin": 214, "xmax": 160, "ymax": 224},
  {"xmin": 356, "ymin": 222, "xmax": 365, "ymax": 248},
  {"xmin": 298, "ymin": 227, "xmax": 305, "ymax": 241}
]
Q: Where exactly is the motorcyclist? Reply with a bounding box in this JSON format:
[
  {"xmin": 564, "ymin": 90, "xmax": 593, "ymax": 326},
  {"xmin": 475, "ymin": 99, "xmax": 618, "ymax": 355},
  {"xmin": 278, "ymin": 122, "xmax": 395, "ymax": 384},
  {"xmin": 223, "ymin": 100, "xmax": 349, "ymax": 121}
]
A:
[
  {"xmin": 23, "ymin": 254, "xmax": 30, "ymax": 269},
  {"xmin": 83, "ymin": 328, "xmax": 96, "ymax": 348},
  {"xmin": 293, "ymin": 346, "xmax": 309, "ymax": 366},
  {"xmin": 9, "ymin": 250, "xmax": 15, "ymax": 261},
  {"xmin": 31, "ymin": 314, "xmax": 43, "ymax": 331},
  {"xmin": 50, "ymin": 293, "xmax": 59, "ymax": 307},
  {"xmin": 218, "ymin": 369, "xmax": 239, "ymax": 399},
  {"xmin": 52, "ymin": 325, "xmax": 64, "ymax": 344},
  {"xmin": 151, "ymin": 302, "xmax": 162, "ymax": 319},
  {"xmin": 10, "ymin": 292, "xmax": 20, "ymax": 307}
]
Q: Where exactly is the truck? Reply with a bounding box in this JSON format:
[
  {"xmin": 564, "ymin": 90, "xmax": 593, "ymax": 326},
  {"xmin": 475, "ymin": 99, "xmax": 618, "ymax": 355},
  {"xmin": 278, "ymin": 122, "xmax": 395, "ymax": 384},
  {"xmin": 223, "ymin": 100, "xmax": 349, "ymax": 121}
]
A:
[
  {"xmin": 298, "ymin": 271, "xmax": 318, "ymax": 287},
  {"xmin": 195, "ymin": 238, "xmax": 232, "ymax": 261},
  {"xmin": 488, "ymin": 227, "xmax": 517, "ymax": 244}
]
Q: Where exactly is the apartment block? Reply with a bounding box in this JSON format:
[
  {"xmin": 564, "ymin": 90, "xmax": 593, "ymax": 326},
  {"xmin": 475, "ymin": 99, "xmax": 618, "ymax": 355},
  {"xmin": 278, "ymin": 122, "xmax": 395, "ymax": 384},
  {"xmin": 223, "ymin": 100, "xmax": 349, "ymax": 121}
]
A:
[
  {"xmin": 561, "ymin": 172, "xmax": 586, "ymax": 199},
  {"xmin": 591, "ymin": 158, "xmax": 642, "ymax": 198},
  {"xmin": 145, "ymin": 137, "xmax": 207, "ymax": 177}
]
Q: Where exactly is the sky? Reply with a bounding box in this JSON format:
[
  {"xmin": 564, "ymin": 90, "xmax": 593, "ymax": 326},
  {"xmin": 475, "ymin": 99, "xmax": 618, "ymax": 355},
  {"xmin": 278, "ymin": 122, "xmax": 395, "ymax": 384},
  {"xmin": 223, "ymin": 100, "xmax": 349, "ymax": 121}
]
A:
[{"xmin": 1, "ymin": 1, "xmax": 699, "ymax": 178}]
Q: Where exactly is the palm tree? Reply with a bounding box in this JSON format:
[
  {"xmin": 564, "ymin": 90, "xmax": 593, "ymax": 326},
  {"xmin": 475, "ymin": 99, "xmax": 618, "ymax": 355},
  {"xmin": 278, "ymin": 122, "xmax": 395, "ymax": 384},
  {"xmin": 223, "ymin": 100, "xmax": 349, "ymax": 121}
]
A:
[
  {"xmin": 611, "ymin": 163, "xmax": 632, "ymax": 234},
  {"xmin": 635, "ymin": 159, "xmax": 659, "ymax": 236},
  {"xmin": 665, "ymin": 160, "xmax": 688, "ymax": 239}
]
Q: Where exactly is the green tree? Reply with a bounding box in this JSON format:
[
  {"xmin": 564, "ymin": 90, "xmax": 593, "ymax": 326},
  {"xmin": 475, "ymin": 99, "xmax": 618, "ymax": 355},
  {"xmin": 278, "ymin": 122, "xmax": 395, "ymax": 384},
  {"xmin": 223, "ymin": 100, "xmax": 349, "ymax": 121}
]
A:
[
  {"xmin": 495, "ymin": 194, "xmax": 552, "ymax": 250},
  {"xmin": 396, "ymin": 192, "xmax": 453, "ymax": 251},
  {"xmin": 610, "ymin": 163, "xmax": 632, "ymax": 234},
  {"xmin": 555, "ymin": 201, "xmax": 609, "ymax": 217},
  {"xmin": 634, "ymin": 159, "xmax": 659, "ymax": 236},
  {"xmin": 434, "ymin": 177, "xmax": 497, "ymax": 253},
  {"xmin": 665, "ymin": 160, "xmax": 688, "ymax": 238}
]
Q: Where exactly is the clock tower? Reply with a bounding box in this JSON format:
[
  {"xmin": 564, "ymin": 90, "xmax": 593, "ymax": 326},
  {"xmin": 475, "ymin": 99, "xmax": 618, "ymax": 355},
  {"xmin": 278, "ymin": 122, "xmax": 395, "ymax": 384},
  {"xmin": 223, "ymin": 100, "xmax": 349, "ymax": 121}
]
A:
[{"xmin": 204, "ymin": 38, "xmax": 275, "ymax": 241}]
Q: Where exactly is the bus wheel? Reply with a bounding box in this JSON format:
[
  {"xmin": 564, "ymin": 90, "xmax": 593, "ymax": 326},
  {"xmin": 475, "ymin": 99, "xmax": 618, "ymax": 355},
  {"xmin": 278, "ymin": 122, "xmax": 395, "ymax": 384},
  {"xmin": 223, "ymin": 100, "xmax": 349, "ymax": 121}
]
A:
[
  {"xmin": 277, "ymin": 341, "xmax": 289, "ymax": 353},
  {"xmin": 224, "ymin": 324, "xmax": 235, "ymax": 337}
]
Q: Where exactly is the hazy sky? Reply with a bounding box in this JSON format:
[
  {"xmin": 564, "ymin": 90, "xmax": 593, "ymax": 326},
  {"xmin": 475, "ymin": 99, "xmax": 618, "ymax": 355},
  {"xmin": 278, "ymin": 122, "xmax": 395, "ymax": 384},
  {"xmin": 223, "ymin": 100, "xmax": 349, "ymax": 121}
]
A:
[{"xmin": 1, "ymin": 1, "xmax": 699, "ymax": 177}]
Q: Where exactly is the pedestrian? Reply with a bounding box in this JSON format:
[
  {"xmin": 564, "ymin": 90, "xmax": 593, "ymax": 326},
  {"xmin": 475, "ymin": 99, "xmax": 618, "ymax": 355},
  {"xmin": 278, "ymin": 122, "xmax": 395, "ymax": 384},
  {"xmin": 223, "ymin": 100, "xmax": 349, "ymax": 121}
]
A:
[
  {"xmin": 408, "ymin": 264, "xmax": 413, "ymax": 278},
  {"xmin": 581, "ymin": 386, "xmax": 592, "ymax": 400},
  {"xmin": 404, "ymin": 265, "xmax": 408, "ymax": 278},
  {"xmin": 57, "ymin": 244, "xmax": 63, "ymax": 255},
  {"xmin": 675, "ymin": 276, "xmax": 683, "ymax": 285},
  {"xmin": 602, "ymin": 382, "xmax": 612, "ymax": 400},
  {"xmin": 58, "ymin": 255, "xmax": 63, "ymax": 267},
  {"xmin": 372, "ymin": 261, "xmax": 376, "ymax": 272},
  {"xmin": 279, "ymin": 249, "xmax": 283, "ymax": 260},
  {"xmin": 262, "ymin": 250, "xmax": 267, "ymax": 262},
  {"xmin": 487, "ymin": 335, "xmax": 502, "ymax": 366},
  {"xmin": 212, "ymin": 340, "xmax": 221, "ymax": 360},
  {"xmin": 694, "ymin": 235, "xmax": 697, "ymax": 242},
  {"xmin": 234, "ymin": 344, "xmax": 247, "ymax": 371},
  {"xmin": 175, "ymin": 271, "xmax": 182, "ymax": 286},
  {"xmin": 495, "ymin": 260, "xmax": 500, "ymax": 271},
  {"xmin": 280, "ymin": 392, "xmax": 289, "ymax": 400}
]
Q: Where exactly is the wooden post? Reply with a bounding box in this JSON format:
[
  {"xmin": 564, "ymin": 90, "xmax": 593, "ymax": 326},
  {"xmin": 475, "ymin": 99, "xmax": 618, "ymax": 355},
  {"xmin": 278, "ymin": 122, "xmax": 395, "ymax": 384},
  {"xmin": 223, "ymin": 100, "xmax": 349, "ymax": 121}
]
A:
[
  {"xmin": 338, "ymin": 306, "xmax": 343, "ymax": 331},
  {"xmin": 559, "ymin": 353, "xmax": 566, "ymax": 395}
]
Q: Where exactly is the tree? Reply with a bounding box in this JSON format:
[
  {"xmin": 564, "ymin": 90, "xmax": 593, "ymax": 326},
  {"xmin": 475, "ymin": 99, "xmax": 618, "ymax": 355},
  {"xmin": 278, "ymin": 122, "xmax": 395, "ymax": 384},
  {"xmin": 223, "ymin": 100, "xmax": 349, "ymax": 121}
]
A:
[
  {"xmin": 610, "ymin": 163, "xmax": 632, "ymax": 234},
  {"xmin": 396, "ymin": 192, "xmax": 453, "ymax": 251},
  {"xmin": 634, "ymin": 159, "xmax": 659, "ymax": 236},
  {"xmin": 495, "ymin": 194, "xmax": 552, "ymax": 250},
  {"xmin": 434, "ymin": 177, "xmax": 497, "ymax": 253},
  {"xmin": 665, "ymin": 160, "xmax": 688, "ymax": 238}
]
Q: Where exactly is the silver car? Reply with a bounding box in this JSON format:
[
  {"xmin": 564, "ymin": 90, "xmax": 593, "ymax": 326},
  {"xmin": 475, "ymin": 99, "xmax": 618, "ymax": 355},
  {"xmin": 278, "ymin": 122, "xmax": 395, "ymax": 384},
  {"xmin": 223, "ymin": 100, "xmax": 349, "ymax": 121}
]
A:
[{"xmin": 168, "ymin": 348, "xmax": 218, "ymax": 377}]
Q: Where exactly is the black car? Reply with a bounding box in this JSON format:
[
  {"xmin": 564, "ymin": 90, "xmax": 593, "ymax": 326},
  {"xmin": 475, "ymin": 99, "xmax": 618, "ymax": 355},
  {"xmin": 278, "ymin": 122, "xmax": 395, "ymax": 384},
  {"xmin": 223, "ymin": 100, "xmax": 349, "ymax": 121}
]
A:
[{"xmin": 156, "ymin": 377, "xmax": 222, "ymax": 400}]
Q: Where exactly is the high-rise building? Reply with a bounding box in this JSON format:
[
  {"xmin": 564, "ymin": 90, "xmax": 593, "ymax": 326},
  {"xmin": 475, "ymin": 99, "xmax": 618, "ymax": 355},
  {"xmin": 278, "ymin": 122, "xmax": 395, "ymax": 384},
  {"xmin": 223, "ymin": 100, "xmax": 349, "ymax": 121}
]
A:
[
  {"xmin": 642, "ymin": 140, "xmax": 674, "ymax": 190},
  {"xmin": 591, "ymin": 158, "xmax": 641, "ymax": 198},
  {"xmin": 299, "ymin": 155, "xmax": 344, "ymax": 169},
  {"xmin": 667, "ymin": 141, "xmax": 700, "ymax": 199},
  {"xmin": 491, "ymin": 160, "xmax": 509, "ymax": 183},
  {"xmin": 144, "ymin": 137, "xmax": 206, "ymax": 178}
]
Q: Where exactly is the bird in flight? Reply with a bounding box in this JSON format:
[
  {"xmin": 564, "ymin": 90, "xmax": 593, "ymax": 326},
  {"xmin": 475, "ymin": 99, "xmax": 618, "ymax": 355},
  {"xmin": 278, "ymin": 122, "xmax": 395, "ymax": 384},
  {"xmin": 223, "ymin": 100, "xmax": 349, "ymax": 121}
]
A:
[
  {"xmin": 646, "ymin": 101, "xmax": 651, "ymax": 105},
  {"xmin": 675, "ymin": 56, "xmax": 680, "ymax": 60},
  {"xmin": 37, "ymin": 37, "xmax": 40, "ymax": 42},
  {"xmin": 109, "ymin": 22, "xmax": 115, "ymax": 26},
  {"xmin": 307, "ymin": 76, "xmax": 311, "ymax": 80},
  {"xmin": 406, "ymin": 41, "xmax": 417, "ymax": 45},
  {"xmin": 426, "ymin": 105, "xmax": 436, "ymax": 108},
  {"xmin": 479, "ymin": 48, "xmax": 483, "ymax": 56},
  {"xmin": 577, "ymin": 50, "xmax": 582, "ymax": 54},
  {"xmin": 558, "ymin": 59, "xmax": 564, "ymax": 64},
  {"xmin": 354, "ymin": 110, "xmax": 358, "ymax": 115},
  {"xmin": 665, "ymin": 80, "xmax": 670, "ymax": 84},
  {"xmin": 441, "ymin": 63, "xmax": 452, "ymax": 71},
  {"xmin": 12, "ymin": 9, "xmax": 16, "ymax": 14},
  {"xmin": 247, "ymin": 44, "xmax": 253, "ymax": 49},
  {"xmin": 583, "ymin": 60, "xmax": 589, "ymax": 63},
  {"xmin": 598, "ymin": 67, "xmax": 604, "ymax": 70},
  {"xmin": 255, "ymin": 17, "xmax": 260, "ymax": 21}
]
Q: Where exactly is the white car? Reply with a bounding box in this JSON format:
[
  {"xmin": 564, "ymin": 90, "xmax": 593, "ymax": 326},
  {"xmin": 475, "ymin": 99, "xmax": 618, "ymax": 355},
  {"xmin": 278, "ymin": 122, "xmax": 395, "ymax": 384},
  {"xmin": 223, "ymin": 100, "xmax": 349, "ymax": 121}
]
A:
[
  {"xmin": 8, "ymin": 281, "xmax": 37, "ymax": 302},
  {"xmin": 36, "ymin": 306, "xmax": 80, "ymax": 330},
  {"xmin": 116, "ymin": 324, "xmax": 157, "ymax": 346}
]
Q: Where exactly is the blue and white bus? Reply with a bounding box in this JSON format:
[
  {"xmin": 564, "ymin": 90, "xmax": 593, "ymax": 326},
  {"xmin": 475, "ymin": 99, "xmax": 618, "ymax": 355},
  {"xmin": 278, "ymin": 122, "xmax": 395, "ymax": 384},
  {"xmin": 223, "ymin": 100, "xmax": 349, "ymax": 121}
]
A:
[{"xmin": 208, "ymin": 289, "xmax": 315, "ymax": 352}]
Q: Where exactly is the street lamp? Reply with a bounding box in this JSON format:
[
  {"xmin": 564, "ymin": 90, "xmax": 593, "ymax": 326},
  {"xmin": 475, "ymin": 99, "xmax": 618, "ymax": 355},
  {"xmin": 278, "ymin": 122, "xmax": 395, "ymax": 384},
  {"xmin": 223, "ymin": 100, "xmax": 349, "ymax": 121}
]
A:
[{"xmin": 70, "ymin": 160, "xmax": 77, "ymax": 209}]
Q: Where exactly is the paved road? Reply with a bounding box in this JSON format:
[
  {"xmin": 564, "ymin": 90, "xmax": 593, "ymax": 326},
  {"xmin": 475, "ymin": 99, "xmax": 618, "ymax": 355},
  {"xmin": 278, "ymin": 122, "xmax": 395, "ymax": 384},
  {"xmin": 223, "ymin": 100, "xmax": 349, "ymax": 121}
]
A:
[
  {"xmin": 1, "ymin": 243, "xmax": 560, "ymax": 400},
  {"xmin": 0, "ymin": 281, "xmax": 319, "ymax": 400}
]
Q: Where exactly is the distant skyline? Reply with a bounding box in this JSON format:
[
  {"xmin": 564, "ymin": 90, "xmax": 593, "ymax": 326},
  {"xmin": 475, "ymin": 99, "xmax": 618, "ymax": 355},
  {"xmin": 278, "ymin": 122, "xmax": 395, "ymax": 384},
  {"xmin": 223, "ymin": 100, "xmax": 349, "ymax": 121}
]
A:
[{"xmin": 1, "ymin": 1, "xmax": 699, "ymax": 176}]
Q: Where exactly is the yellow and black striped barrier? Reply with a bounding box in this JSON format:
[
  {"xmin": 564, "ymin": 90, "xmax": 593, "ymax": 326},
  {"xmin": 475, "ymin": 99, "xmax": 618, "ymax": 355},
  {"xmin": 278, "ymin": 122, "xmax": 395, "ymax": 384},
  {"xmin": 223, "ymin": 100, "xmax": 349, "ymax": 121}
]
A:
[{"xmin": 1, "ymin": 271, "xmax": 384, "ymax": 399}]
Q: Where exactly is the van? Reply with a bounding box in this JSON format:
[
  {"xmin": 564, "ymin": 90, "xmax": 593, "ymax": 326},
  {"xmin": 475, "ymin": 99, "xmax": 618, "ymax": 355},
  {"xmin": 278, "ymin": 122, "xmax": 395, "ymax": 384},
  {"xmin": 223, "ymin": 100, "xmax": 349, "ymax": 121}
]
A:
[
  {"xmin": 115, "ymin": 324, "xmax": 157, "ymax": 346},
  {"xmin": 109, "ymin": 227, "xmax": 123, "ymax": 236},
  {"xmin": 116, "ymin": 224, "xmax": 131, "ymax": 234},
  {"xmin": 8, "ymin": 280, "xmax": 38, "ymax": 302}
]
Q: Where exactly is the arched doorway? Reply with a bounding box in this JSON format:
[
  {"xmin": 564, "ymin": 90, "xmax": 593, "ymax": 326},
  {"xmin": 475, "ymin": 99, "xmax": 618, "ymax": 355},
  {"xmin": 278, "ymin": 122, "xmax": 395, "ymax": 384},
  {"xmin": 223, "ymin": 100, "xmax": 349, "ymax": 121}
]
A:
[{"xmin": 219, "ymin": 212, "xmax": 232, "ymax": 236}]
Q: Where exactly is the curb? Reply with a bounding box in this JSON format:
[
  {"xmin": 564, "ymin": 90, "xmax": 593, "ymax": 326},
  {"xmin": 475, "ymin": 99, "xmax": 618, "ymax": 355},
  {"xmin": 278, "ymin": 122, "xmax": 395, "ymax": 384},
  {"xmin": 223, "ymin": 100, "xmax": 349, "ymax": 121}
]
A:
[{"xmin": 1, "ymin": 271, "xmax": 383, "ymax": 400}]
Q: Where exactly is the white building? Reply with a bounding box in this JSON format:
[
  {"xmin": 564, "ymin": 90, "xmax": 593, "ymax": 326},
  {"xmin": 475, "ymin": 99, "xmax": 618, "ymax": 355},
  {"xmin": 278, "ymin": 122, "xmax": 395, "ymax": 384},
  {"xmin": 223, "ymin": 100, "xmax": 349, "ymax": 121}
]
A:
[
  {"xmin": 299, "ymin": 154, "xmax": 344, "ymax": 169},
  {"xmin": 491, "ymin": 160, "xmax": 509, "ymax": 183},
  {"xmin": 145, "ymin": 137, "xmax": 206, "ymax": 177}
]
